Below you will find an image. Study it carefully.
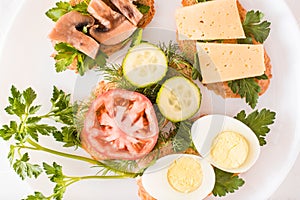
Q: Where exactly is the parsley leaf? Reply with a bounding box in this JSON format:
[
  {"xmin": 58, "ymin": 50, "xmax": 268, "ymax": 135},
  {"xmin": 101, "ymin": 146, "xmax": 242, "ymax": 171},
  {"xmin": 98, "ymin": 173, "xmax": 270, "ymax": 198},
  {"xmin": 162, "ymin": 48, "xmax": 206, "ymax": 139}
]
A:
[
  {"xmin": 133, "ymin": 2, "xmax": 150, "ymax": 14},
  {"xmin": 227, "ymin": 77, "xmax": 261, "ymax": 109},
  {"xmin": 43, "ymin": 162, "xmax": 66, "ymax": 200},
  {"xmin": 213, "ymin": 168, "xmax": 245, "ymax": 197},
  {"xmin": 242, "ymin": 10, "xmax": 271, "ymax": 43},
  {"xmin": 23, "ymin": 87, "xmax": 37, "ymax": 107},
  {"xmin": 43, "ymin": 162, "xmax": 78, "ymax": 200},
  {"xmin": 0, "ymin": 121, "xmax": 18, "ymax": 141},
  {"xmin": 23, "ymin": 192, "xmax": 47, "ymax": 200},
  {"xmin": 43, "ymin": 162, "xmax": 64, "ymax": 182},
  {"xmin": 5, "ymin": 86, "xmax": 26, "ymax": 117},
  {"xmin": 54, "ymin": 43, "xmax": 107, "ymax": 76},
  {"xmin": 54, "ymin": 43, "xmax": 85, "ymax": 74},
  {"xmin": 172, "ymin": 121, "xmax": 193, "ymax": 152},
  {"xmin": 13, "ymin": 153, "xmax": 42, "ymax": 180},
  {"xmin": 53, "ymin": 126, "xmax": 81, "ymax": 148},
  {"xmin": 26, "ymin": 124, "xmax": 57, "ymax": 141},
  {"xmin": 235, "ymin": 109, "xmax": 276, "ymax": 146},
  {"xmin": 49, "ymin": 86, "xmax": 74, "ymax": 125},
  {"xmin": 46, "ymin": 1, "xmax": 89, "ymax": 22},
  {"xmin": 256, "ymin": 73, "xmax": 269, "ymax": 80}
]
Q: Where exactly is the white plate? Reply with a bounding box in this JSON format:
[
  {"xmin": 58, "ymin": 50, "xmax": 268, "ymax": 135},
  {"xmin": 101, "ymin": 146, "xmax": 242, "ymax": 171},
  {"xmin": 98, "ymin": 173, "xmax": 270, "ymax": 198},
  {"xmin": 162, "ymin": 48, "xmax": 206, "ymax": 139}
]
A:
[{"xmin": 1, "ymin": 0, "xmax": 300, "ymax": 199}]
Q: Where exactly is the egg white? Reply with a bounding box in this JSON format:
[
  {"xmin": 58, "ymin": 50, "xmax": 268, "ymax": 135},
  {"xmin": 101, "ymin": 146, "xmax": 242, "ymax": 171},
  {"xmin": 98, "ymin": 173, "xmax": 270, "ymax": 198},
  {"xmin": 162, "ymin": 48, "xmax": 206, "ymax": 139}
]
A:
[
  {"xmin": 191, "ymin": 114, "xmax": 261, "ymax": 173},
  {"xmin": 141, "ymin": 154, "xmax": 215, "ymax": 200}
]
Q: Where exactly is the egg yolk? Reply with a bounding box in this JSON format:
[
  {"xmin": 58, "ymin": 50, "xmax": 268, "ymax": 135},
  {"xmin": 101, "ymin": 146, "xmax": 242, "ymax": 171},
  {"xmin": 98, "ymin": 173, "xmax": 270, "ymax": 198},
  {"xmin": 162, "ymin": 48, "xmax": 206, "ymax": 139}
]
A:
[
  {"xmin": 210, "ymin": 131, "xmax": 249, "ymax": 169},
  {"xmin": 167, "ymin": 157, "xmax": 203, "ymax": 193}
]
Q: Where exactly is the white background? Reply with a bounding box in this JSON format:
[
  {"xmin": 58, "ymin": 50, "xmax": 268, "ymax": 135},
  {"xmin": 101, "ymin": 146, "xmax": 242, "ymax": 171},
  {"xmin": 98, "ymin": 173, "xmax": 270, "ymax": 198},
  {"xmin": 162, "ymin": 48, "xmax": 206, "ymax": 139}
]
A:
[{"xmin": 0, "ymin": 0, "xmax": 300, "ymax": 199}]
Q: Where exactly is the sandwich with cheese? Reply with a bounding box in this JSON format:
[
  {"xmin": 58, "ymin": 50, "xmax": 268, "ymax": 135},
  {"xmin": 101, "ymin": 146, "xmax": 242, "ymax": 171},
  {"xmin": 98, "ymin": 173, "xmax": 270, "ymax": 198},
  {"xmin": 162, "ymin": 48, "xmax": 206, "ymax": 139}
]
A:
[
  {"xmin": 176, "ymin": 0, "xmax": 271, "ymax": 108},
  {"xmin": 46, "ymin": 0, "xmax": 155, "ymax": 75}
]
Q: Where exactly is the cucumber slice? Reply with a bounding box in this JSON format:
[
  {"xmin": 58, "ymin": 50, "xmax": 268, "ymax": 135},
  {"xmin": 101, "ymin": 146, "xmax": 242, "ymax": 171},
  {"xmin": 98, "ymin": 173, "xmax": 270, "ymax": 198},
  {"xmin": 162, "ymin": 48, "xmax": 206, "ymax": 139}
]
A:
[
  {"xmin": 156, "ymin": 76, "xmax": 201, "ymax": 122},
  {"xmin": 123, "ymin": 43, "xmax": 168, "ymax": 87}
]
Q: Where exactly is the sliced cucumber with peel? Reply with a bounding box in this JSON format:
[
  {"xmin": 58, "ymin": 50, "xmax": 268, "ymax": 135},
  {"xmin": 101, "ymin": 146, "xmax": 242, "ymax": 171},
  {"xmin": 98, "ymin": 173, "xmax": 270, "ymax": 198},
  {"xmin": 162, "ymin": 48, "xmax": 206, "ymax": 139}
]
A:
[
  {"xmin": 156, "ymin": 76, "xmax": 201, "ymax": 122},
  {"xmin": 122, "ymin": 43, "xmax": 168, "ymax": 87}
]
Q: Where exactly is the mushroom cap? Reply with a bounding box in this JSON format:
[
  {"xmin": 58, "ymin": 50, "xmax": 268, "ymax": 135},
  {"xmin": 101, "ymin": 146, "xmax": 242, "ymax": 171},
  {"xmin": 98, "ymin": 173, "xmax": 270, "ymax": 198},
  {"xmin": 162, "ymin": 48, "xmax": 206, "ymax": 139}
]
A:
[{"xmin": 49, "ymin": 11, "xmax": 100, "ymax": 59}]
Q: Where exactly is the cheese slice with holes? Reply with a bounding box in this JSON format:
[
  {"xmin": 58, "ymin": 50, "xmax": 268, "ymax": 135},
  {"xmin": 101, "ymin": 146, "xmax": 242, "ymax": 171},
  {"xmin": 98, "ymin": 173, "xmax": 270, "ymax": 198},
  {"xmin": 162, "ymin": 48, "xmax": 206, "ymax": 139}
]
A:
[
  {"xmin": 176, "ymin": 0, "xmax": 245, "ymax": 40},
  {"xmin": 196, "ymin": 42, "xmax": 265, "ymax": 84}
]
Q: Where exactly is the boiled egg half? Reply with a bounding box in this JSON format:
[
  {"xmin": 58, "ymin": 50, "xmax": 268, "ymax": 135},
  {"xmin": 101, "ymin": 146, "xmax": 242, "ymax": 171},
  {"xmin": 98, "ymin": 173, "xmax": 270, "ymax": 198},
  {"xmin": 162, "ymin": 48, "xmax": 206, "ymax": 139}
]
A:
[
  {"xmin": 191, "ymin": 114, "xmax": 260, "ymax": 173},
  {"xmin": 141, "ymin": 154, "xmax": 215, "ymax": 200}
]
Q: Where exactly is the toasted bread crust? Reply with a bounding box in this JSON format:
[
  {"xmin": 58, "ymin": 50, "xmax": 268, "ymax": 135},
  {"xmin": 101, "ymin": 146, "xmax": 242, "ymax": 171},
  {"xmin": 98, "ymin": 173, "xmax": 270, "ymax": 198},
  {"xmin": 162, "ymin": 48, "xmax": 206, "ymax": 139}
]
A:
[
  {"xmin": 179, "ymin": 0, "xmax": 272, "ymax": 98},
  {"xmin": 137, "ymin": 0, "xmax": 156, "ymax": 28},
  {"xmin": 137, "ymin": 178, "xmax": 156, "ymax": 200}
]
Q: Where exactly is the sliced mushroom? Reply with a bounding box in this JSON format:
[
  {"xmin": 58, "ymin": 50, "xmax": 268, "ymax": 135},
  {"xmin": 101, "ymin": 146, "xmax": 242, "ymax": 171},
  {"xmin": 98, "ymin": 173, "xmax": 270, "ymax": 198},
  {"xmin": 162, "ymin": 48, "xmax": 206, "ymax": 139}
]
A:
[
  {"xmin": 110, "ymin": 0, "xmax": 143, "ymax": 26},
  {"xmin": 87, "ymin": 0, "xmax": 120, "ymax": 30},
  {"xmin": 49, "ymin": 11, "xmax": 100, "ymax": 59},
  {"xmin": 90, "ymin": 15, "xmax": 137, "ymax": 46}
]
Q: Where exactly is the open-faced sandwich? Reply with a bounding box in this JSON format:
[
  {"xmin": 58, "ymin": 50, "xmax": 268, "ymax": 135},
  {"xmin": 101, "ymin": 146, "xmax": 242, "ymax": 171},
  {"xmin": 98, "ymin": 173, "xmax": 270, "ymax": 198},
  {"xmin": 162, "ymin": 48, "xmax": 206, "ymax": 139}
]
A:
[
  {"xmin": 176, "ymin": 0, "xmax": 271, "ymax": 108},
  {"xmin": 46, "ymin": 0, "xmax": 155, "ymax": 75}
]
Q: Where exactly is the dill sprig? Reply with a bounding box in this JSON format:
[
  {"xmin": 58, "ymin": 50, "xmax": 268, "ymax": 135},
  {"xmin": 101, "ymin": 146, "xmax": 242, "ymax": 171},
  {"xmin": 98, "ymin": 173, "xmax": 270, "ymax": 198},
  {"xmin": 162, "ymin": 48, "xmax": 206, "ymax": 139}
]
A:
[
  {"xmin": 158, "ymin": 41, "xmax": 193, "ymax": 79},
  {"xmin": 96, "ymin": 63, "xmax": 134, "ymax": 89}
]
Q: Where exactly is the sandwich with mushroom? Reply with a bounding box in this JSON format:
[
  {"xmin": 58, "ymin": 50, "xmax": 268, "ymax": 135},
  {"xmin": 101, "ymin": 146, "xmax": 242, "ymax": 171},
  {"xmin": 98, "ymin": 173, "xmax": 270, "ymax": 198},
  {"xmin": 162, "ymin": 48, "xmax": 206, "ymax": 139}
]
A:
[
  {"xmin": 176, "ymin": 0, "xmax": 271, "ymax": 109},
  {"xmin": 46, "ymin": 0, "xmax": 155, "ymax": 75}
]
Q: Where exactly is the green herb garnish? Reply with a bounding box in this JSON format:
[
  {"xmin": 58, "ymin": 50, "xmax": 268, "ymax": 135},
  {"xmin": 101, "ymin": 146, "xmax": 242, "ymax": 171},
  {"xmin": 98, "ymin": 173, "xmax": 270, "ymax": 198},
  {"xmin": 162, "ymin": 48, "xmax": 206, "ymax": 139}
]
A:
[
  {"xmin": 46, "ymin": 1, "xmax": 89, "ymax": 22},
  {"xmin": 13, "ymin": 153, "xmax": 43, "ymax": 180},
  {"xmin": 213, "ymin": 168, "xmax": 245, "ymax": 197},
  {"xmin": 228, "ymin": 77, "xmax": 260, "ymax": 109},
  {"xmin": 54, "ymin": 43, "xmax": 107, "ymax": 76},
  {"xmin": 227, "ymin": 73, "xmax": 269, "ymax": 109},
  {"xmin": 172, "ymin": 121, "xmax": 193, "ymax": 152},
  {"xmin": 242, "ymin": 10, "xmax": 271, "ymax": 44},
  {"xmin": 23, "ymin": 162, "xmax": 127, "ymax": 200},
  {"xmin": 133, "ymin": 2, "xmax": 150, "ymax": 14},
  {"xmin": 0, "ymin": 86, "xmax": 137, "ymax": 199},
  {"xmin": 235, "ymin": 109, "xmax": 276, "ymax": 146}
]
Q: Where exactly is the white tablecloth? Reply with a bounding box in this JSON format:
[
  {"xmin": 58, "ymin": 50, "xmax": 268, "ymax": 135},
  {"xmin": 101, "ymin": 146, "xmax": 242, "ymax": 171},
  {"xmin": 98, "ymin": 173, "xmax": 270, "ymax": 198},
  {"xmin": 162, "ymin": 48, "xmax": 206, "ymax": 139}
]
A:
[{"xmin": 0, "ymin": 0, "xmax": 300, "ymax": 199}]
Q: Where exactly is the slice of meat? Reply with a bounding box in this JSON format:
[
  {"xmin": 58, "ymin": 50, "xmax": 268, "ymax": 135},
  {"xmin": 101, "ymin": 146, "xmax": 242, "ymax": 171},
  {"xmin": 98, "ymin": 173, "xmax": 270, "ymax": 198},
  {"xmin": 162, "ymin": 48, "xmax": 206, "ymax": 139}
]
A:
[
  {"xmin": 110, "ymin": 0, "xmax": 143, "ymax": 26},
  {"xmin": 90, "ymin": 15, "xmax": 137, "ymax": 45},
  {"xmin": 87, "ymin": 0, "xmax": 120, "ymax": 29},
  {"xmin": 49, "ymin": 11, "xmax": 99, "ymax": 59}
]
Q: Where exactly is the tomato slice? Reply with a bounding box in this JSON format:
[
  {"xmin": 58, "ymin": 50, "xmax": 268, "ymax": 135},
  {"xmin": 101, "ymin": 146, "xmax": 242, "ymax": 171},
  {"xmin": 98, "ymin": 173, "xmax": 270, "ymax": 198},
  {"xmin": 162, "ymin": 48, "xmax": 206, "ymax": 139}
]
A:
[{"xmin": 81, "ymin": 89, "xmax": 159, "ymax": 160}]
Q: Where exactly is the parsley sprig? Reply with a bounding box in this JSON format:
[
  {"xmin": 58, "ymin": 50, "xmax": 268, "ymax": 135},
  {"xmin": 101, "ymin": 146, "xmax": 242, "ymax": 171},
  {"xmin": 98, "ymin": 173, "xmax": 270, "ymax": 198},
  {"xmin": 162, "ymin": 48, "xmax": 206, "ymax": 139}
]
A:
[
  {"xmin": 24, "ymin": 162, "xmax": 127, "ymax": 200},
  {"xmin": 133, "ymin": 2, "xmax": 150, "ymax": 14},
  {"xmin": 242, "ymin": 10, "xmax": 271, "ymax": 44},
  {"xmin": 228, "ymin": 74, "xmax": 268, "ymax": 109},
  {"xmin": 0, "ymin": 86, "xmax": 138, "ymax": 199},
  {"xmin": 235, "ymin": 108, "xmax": 276, "ymax": 146},
  {"xmin": 213, "ymin": 168, "xmax": 245, "ymax": 197},
  {"xmin": 46, "ymin": 1, "xmax": 90, "ymax": 22},
  {"xmin": 54, "ymin": 43, "xmax": 107, "ymax": 76}
]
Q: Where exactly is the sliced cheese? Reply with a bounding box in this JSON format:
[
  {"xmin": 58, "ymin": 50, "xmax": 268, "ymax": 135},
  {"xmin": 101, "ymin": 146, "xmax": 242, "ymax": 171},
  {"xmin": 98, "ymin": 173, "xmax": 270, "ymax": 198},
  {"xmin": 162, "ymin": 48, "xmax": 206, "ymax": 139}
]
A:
[
  {"xmin": 196, "ymin": 42, "xmax": 265, "ymax": 84},
  {"xmin": 176, "ymin": 0, "xmax": 245, "ymax": 40}
]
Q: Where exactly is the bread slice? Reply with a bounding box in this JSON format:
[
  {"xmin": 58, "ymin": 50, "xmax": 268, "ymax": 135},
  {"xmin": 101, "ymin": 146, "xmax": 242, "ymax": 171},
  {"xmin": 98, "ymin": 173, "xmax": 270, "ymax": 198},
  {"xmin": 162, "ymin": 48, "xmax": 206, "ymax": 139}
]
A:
[{"xmin": 178, "ymin": 0, "xmax": 272, "ymax": 98}]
